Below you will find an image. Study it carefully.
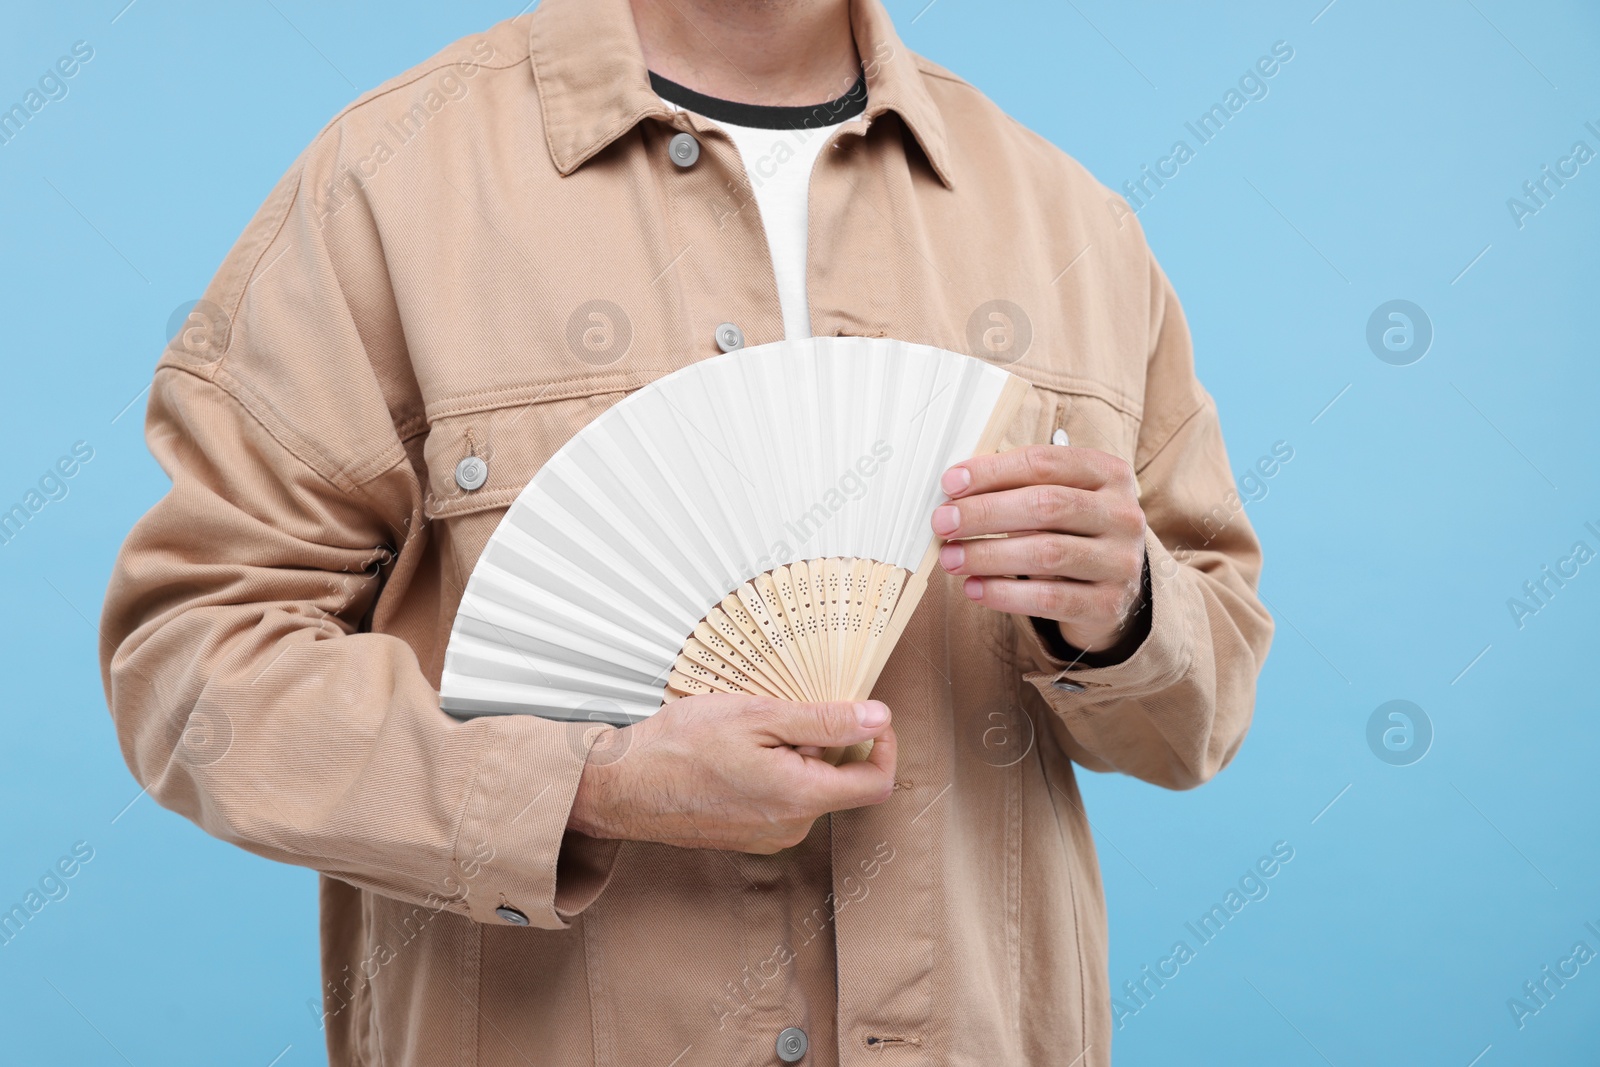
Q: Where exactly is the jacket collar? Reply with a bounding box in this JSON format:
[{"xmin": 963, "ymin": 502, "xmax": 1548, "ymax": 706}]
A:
[{"xmin": 526, "ymin": 0, "xmax": 954, "ymax": 188}]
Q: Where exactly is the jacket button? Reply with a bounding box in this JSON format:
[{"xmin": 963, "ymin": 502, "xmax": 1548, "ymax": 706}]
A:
[
  {"xmin": 776, "ymin": 1027, "xmax": 807, "ymax": 1062},
  {"xmin": 714, "ymin": 322, "xmax": 745, "ymax": 352},
  {"xmin": 495, "ymin": 905, "xmax": 529, "ymax": 926},
  {"xmin": 455, "ymin": 456, "xmax": 489, "ymax": 491},
  {"xmin": 669, "ymin": 132, "xmax": 700, "ymax": 168},
  {"xmin": 1051, "ymin": 674, "xmax": 1087, "ymax": 693}
]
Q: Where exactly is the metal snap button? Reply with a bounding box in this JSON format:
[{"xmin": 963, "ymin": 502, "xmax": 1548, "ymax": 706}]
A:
[
  {"xmin": 714, "ymin": 322, "xmax": 744, "ymax": 352},
  {"xmin": 669, "ymin": 132, "xmax": 700, "ymax": 168},
  {"xmin": 494, "ymin": 905, "xmax": 529, "ymax": 926},
  {"xmin": 455, "ymin": 456, "xmax": 489, "ymax": 491},
  {"xmin": 1051, "ymin": 675, "xmax": 1087, "ymax": 694},
  {"xmin": 776, "ymin": 1026, "xmax": 807, "ymax": 1062}
]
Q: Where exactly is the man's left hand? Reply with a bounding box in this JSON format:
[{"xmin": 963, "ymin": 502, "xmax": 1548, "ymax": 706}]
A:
[{"xmin": 933, "ymin": 444, "xmax": 1148, "ymax": 655}]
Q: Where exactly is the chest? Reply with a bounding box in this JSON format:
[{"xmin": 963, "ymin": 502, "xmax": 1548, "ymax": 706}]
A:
[{"xmin": 374, "ymin": 119, "xmax": 1144, "ymax": 672}]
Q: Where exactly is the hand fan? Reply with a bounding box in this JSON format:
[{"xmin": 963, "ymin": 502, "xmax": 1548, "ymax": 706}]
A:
[{"xmin": 438, "ymin": 336, "xmax": 1029, "ymax": 759}]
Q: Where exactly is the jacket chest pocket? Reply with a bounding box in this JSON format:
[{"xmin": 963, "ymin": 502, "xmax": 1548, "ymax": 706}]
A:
[
  {"xmin": 1002, "ymin": 380, "xmax": 1142, "ymax": 486},
  {"xmin": 419, "ymin": 389, "xmax": 632, "ymax": 624}
]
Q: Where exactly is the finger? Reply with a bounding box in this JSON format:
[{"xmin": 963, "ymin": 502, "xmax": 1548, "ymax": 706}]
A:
[
  {"xmin": 807, "ymin": 725, "xmax": 898, "ymax": 812},
  {"xmin": 932, "ymin": 485, "xmax": 1125, "ymax": 539},
  {"xmin": 795, "ymin": 745, "xmax": 825, "ymax": 759},
  {"xmin": 752, "ymin": 699, "xmax": 892, "ymax": 749},
  {"xmin": 939, "ymin": 533, "xmax": 1130, "ymax": 582},
  {"xmin": 960, "ymin": 574, "xmax": 1128, "ymax": 623},
  {"xmin": 941, "ymin": 444, "xmax": 1134, "ymax": 498}
]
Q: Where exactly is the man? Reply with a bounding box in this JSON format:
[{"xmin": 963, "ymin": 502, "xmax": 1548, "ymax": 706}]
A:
[{"xmin": 100, "ymin": 0, "xmax": 1273, "ymax": 1063}]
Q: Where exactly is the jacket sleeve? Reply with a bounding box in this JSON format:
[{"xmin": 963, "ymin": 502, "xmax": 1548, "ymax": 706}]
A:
[
  {"xmin": 1017, "ymin": 252, "xmax": 1275, "ymax": 790},
  {"xmin": 98, "ymin": 141, "xmax": 616, "ymax": 930}
]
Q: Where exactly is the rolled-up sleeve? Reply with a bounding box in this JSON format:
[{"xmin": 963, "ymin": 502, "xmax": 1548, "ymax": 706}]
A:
[
  {"xmin": 97, "ymin": 140, "xmax": 616, "ymax": 929},
  {"xmin": 1018, "ymin": 252, "xmax": 1275, "ymax": 790}
]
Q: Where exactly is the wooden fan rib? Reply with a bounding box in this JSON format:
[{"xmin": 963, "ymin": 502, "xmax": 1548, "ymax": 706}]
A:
[
  {"xmin": 727, "ymin": 586, "xmax": 810, "ymax": 701},
  {"xmin": 679, "ymin": 640, "xmax": 759, "ymax": 692},
  {"xmin": 658, "ymin": 359, "xmax": 1034, "ymax": 711},
  {"xmin": 753, "ymin": 572, "xmax": 819, "ymax": 702},
  {"xmin": 700, "ymin": 612, "xmax": 805, "ymax": 702},
  {"xmin": 789, "ymin": 561, "xmax": 828, "ymax": 701},
  {"xmin": 774, "ymin": 565, "xmax": 824, "ymax": 702}
]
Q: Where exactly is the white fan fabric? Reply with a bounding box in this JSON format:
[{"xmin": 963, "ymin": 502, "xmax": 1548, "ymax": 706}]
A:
[{"xmin": 439, "ymin": 336, "xmax": 1016, "ymax": 724}]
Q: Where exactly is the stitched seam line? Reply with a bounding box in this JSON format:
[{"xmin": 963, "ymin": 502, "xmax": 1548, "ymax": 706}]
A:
[
  {"xmin": 912, "ymin": 60, "xmax": 977, "ymax": 91},
  {"xmin": 1034, "ymin": 736, "xmax": 1091, "ymax": 1065},
  {"xmin": 424, "ymin": 371, "xmax": 669, "ymax": 421},
  {"xmin": 1133, "ymin": 396, "xmax": 1207, "ymax": 476},
  {"xmin": 215, "ymin": 173, "xmax": 302, "ymax": 376},
  {"xmin": 216, "ymin": 49, "xmax": 532, "ymax": 377},
  {"xmin": 1025, "ymin": 375, "xmax": 1143, "ymax": 420},
  {"xmin": 320, "ymin": 53, "xmax": 530, "ymax": 136},
  {"xmin": 208, "ymin": 364, "xmax": 406, "ymax": 490},
  {"xmin": 153, "ymin": 363, "xmax": 407, "ymax": 498},
  {"xmin": 449, "ymin": 725, "xmax": 493, "ymax": 923}
]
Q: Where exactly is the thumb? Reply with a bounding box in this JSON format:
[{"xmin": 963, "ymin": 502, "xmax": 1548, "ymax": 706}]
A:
[{"xmin": 756, "ymin": 699, "xmax": 891, "ymax": 748}]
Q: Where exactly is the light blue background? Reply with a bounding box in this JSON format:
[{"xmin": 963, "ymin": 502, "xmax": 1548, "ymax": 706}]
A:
[{"xmin": 3, "ymin": 1, "xmax": 1596, "ymax": 1064}]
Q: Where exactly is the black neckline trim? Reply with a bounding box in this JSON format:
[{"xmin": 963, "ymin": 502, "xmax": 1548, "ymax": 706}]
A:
[{"xmin": 649, "ymin": 70, "xmax": 867, "ymax": 131}]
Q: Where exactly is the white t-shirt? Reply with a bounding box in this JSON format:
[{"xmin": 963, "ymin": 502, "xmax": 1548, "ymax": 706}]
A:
[
  {"xmin": 654, "ymin": 75, "xmax": 866, "ymax": 340},
  {"xmin": 711, "ymin": 120, "xmax": 844, "ymax": 339}
]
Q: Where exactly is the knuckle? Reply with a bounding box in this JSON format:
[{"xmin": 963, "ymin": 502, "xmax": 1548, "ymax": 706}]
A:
[
  {"xmin": 1022, "ymin": 443, "xmax": 1058, "ymax": 483},
  {"xmin": 1038, "ymin": 580, "xmax": 1072, "ymax": 616},
  {"xmin": 1027, "ymin": 484, "xmax": 1064, "ymax": 527},
  {"xmin": 1030, "ymin": 536, "xmax": 1069, "ymax": 575},
  {"xmin": 1062, "ymin": 584, "xmax": 1095, "ymax": 619},
  {"xmin": 1101, "ymin": 453, "xmax": 1134, "ymax": 486}
]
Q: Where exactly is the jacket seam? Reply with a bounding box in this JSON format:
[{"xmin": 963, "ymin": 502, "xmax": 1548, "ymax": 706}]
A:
[
  {"xmin": 1019, "ymin": 374, "xmax": 1143, "ymax": 420},
  {"xmin": 398, "ymin": 417, "xmax": 430, "ymax": 444},
  {"xmin": 208, "ymin": 48, "xmax": 536, "ymax": 431},
  {"xmin": 216, "ymin": 173, "xmax": 302, "ymax": 378},
  {"xmin": 153, "ymin": 362, "xmax": 408, "ymax": 494},
  {"xmin": 425, "ymin": 488, "xmax": 519, "ymax": 522},
  {"xmin": 214, "ymin": 365, "xmax": 408, "ymax": 488},
  {"xmin": 1133, "ymin": 395, "xmax": 1208, "ymax": 477},
  {"xmin": 1022, "ymin": 633, "xmax": 1192, "ymax": 704},
  {"xmin": 461, "ymin": 922, "xmax": 483, "ymax": 1067},
  {"xmin": 317, "ymin": 54, "xmax": 530, "ymax": 142},
  {"xmin": 449, "ymin": 724, "xmax": 494, "ymax": 923},
  {"xmin": 203, "ymin": 171, "xmax": 415, "ymax": 474},
  {"xmin": 424, "ymin": 373, "xmax": 667, "ymax": 422},
  {"xmin": 912, "ymin": 62, "xmax": 972, "ymax": 88},
  {"xmin": 1034, "ymin": 734, "xmax": 1091, "ymax": 1062}
]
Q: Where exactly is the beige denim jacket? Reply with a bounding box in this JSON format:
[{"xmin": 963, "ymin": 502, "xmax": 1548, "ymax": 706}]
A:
[{"xmin": 99, "ymin": 0, "xmax": 1273, "ymax": 1063}]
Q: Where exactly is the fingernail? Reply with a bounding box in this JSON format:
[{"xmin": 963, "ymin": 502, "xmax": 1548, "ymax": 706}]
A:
[
  {"xmin": 932, "ymin": 505, "xmax": 960, "ymax": 535},
  {"xmin": 963, "ymin": 577, "xmax": 984, "ymax": 601},
  {"xmin": 941, "ymin": 467, "xmax": 971, "ymax": 495},
  {"xmin": 940, "ymin": 543, "xmax": 964, "ymax": 571},
  {"xmin": 854, "ymin": 701, "xmax": 889, "ymax": 728}
]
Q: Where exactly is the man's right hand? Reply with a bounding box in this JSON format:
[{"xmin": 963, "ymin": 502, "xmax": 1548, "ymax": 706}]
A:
[{"xmin": 566, "ymin": 695, "xmax": 897, "ymax": 854}]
